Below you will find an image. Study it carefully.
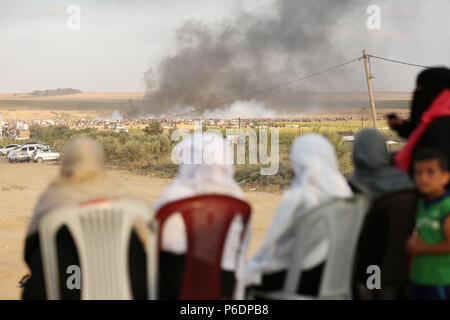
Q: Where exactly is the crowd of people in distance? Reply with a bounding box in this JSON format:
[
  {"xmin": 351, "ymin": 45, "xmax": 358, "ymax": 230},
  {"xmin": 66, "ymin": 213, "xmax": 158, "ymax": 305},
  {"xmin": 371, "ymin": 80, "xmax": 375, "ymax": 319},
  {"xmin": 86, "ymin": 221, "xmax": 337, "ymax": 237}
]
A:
[{"xmin": 20, "ymin": 67, "xmax": 450, "ymax": 300}]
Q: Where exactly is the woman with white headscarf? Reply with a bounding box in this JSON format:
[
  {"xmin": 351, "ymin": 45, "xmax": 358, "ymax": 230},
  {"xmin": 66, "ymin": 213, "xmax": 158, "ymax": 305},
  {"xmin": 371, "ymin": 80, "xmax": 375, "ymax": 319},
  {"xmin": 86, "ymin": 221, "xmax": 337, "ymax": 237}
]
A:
[
  {"xmin": 154, "ymin": 131, "xmax": 244, "ymax": 209},
  {"xmin": 22, "ymin": 138, "xmax": 147, "ymax": 299},
  {"xmin": 154, "ymin": 131, "xmax": 248, "ymax": 299},
  {"xmin": 246, "ymin": 133, "xmax": 353, "ymax": 296}
]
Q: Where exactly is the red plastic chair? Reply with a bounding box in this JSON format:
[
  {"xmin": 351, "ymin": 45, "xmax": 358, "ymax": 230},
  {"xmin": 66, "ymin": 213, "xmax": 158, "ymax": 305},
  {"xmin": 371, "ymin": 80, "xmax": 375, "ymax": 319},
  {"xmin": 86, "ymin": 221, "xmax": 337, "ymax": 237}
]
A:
[{"xmin": 155, "ymin": 194, "xmax": 251, "ymax": 300}]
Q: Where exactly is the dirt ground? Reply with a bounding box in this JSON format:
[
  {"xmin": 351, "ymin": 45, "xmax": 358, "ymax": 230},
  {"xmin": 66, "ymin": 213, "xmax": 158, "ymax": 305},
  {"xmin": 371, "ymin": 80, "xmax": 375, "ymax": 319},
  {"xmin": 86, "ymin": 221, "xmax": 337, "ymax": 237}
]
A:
[
  {"xmin": 0, "ymin": 91, "xmax": 410, "ymax": 101},
  {"xmin": 0, "ymin": 157, "xmax": 280, "ymax": 300}
]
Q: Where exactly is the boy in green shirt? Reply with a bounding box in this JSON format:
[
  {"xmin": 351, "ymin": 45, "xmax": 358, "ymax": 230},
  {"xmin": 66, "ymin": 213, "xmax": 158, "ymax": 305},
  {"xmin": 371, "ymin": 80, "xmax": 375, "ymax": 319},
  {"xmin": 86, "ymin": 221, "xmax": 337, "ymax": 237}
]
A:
[{"xmin": 406, "ymin": 148, "xmax": 450, "ymax": 300}]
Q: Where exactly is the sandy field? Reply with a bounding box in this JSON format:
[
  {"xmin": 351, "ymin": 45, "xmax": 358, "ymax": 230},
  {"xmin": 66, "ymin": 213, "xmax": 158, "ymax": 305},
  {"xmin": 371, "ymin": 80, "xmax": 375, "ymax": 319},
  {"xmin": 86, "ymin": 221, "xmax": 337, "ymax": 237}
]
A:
[
  {"xmin": 0, "ymin": 91, "xmax": 411, "ymax": 102},
  {"xmin": 0, "ymin": 109, "xmax": 107, "ymax": 121},
  {"xmin": 0, "ymin": 91, "xmax": 412, "ymax": 121},
  {"xmin": 0, "ymin": 157, "xmax": 280, "ymax": 300}
]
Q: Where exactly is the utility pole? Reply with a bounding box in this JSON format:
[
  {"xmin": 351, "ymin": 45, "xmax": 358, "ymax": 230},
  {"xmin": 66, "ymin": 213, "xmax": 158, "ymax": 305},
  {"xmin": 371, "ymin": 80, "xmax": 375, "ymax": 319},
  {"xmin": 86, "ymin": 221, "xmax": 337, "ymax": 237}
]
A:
[
  {"xmin": 360, "ymin": 108, "xmax": 365, "ymax": 129},
  {"xmin": 238, "ymin": 117, "xmax": 241, "ymax": 130},
  {"xmin": 363, "ymin": 50, "xmax": 377, "ymax": 128}
]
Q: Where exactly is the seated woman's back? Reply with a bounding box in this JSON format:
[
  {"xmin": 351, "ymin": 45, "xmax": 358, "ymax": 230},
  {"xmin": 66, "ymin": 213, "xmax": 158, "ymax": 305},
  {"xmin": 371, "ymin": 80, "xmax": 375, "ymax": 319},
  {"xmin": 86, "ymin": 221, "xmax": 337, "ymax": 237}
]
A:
[
  {"xmin": 349, "ymin": 129, "xmax": 418, "ymax": 299},
  {"xmin": 154, "ymin": 132, "xmax": 248, "ymax": 299},
  {"xmin": 22, "ymin": 138, "xmax": 147, "ymax": 299},
  {"xmin": 353, "ymin": 189, "xmax": 420, "ymax": 299},
  {"xmin": 246, "ymin": 133, "xmax": 353, "ymax": 297}
]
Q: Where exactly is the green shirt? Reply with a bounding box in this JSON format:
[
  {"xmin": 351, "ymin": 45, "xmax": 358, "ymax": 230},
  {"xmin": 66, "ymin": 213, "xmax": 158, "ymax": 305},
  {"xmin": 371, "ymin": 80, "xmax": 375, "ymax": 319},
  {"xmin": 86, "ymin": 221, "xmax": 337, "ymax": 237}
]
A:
[{"xmin": 409, "ymin": 194, "xmax": 450, "ymax": 285}]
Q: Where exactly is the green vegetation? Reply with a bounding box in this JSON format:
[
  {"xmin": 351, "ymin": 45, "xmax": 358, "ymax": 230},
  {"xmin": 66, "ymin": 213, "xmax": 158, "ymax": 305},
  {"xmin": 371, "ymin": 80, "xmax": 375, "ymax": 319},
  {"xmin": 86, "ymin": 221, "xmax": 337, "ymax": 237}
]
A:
[
  {"xmin": 231, "ymin": 127, "xmax": 356, "ymax": 191},
  {"xmin": 1, "ymin": 185, "xmax": 26, "ymax": 191},
  {"xmin": 143, "ymin": 121, "xmax": 164, "ymax": 136},
  {"xmin": 21, "ymin": 124, "xmax": 378, "ymax": 192},
  {"xmin": 0, "ymin": 119, "xmax": 407, "ymax": 192},
  {"xmin": 29, "ymin": 125, "xmax": 174, "ymax": 172},
  {"xmin": 30, "ymin": 88, "xmax": 81, "ymax": 97}
]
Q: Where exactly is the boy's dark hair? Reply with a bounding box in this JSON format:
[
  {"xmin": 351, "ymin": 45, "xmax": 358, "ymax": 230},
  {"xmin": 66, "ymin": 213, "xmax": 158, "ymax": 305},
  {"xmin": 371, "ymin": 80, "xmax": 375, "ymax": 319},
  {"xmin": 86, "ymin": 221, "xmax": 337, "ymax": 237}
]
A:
[{"xmin": 413, "ymin": 147, "xmax": 449, "ymax": 171}]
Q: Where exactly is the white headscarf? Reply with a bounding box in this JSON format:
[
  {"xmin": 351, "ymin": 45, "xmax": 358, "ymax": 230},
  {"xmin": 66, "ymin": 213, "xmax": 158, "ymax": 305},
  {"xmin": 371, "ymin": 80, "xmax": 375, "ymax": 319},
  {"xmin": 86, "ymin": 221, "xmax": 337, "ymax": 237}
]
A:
[
  {"xmin": 246, "ymin": 133, "xmax": 353, "ymax": 285},
  {"xmin": 154, "ymin": 131, "xmax": 244, "ymax": 211}
]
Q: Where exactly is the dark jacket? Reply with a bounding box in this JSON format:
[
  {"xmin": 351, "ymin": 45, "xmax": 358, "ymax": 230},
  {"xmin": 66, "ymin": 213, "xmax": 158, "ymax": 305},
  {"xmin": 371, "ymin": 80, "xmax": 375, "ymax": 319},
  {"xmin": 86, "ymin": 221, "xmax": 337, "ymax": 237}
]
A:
[{"xmin": 353, "ymin": 189, "xmax": 420, "ymax": 300}]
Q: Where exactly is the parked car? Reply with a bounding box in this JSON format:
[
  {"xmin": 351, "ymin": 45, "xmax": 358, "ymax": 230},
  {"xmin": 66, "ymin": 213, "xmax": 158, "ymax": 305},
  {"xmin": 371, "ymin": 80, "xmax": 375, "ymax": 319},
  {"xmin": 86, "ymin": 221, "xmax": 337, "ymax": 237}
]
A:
[
  {"xmin": 24, "ymin": 141, "xmax": 49, "ymax": 148},
  {"xmin": 114, "ymin": 126, "xmax": 129, "ymax": 134},
  {"xmin": 8, "ymin": 150, "xmax": 31, "ymax": 163},
  {"xmin": 32, "ymin": 148, "xmax": 60, "ymax": 163},
  {"xmin": 5, "ymin": 146, "xmax": 22, "ymax": 158},
  {"xmin": 7, "ymin": 144, "xmax": 47, "ymax": 162},
  {"xmin": 0, "ymin": 144, "xmax": 20, "ymax": 156}
]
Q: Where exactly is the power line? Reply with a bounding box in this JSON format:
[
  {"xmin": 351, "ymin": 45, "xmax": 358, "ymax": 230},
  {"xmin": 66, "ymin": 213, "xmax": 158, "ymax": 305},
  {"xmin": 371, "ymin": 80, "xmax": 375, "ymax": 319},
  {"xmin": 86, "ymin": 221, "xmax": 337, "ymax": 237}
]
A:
[
  {"xmin": 368, "ymin": 54, "xmax": 432, "ymax": 69},
  {"xmin": 162, "ymin": 53, "xmax": 434, "ymax": 119},
  {"xmin": 170, "ymin": 56, "xmax": 363, "ymax": 118}
]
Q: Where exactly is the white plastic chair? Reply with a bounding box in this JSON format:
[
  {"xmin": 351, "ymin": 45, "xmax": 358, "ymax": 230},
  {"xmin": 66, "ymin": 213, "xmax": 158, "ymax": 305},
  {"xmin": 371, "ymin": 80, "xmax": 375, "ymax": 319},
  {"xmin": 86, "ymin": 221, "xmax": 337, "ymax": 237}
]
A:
[
  {"xmin": 38, "ymin": 197, "xmax": 158, "ymax": 300},
  {"xmin": 248, "ymin": 195, "xmax": 368, "ymax": 300}
]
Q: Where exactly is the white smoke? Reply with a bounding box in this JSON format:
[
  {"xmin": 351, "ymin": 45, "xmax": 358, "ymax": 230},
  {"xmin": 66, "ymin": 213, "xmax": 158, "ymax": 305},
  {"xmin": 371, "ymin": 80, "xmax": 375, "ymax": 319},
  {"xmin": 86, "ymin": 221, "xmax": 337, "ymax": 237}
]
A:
[
  {"xmin": 145, "ymin": 105, "xmax": 196, "ymax": 119},
  {"xmin": 200, "ymin": 100, "xmax": 276, "ymax": 119},
  {"xmin": 94, "ymin": 111, "xmax": 124, "ymax": 121}
]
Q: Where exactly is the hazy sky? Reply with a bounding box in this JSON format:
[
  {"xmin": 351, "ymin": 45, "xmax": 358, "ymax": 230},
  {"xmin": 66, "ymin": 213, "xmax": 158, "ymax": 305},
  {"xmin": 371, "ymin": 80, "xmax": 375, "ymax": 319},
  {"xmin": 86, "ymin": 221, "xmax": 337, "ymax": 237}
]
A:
[{"xmin": 1, "ymin": 0, "xmax": 449, "ymax": 93}]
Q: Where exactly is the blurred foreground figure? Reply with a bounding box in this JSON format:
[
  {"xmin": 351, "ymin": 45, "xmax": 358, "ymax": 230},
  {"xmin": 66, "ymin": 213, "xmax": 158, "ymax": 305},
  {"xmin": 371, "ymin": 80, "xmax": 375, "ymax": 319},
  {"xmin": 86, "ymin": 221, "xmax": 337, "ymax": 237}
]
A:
[
  {"xmin": 154, "ymin": 132, "xmax": 248, "ymax": 299},
  {"xmin": 351, "ymin": 129, "xmax": 419, "ymax": 299},
  {"xmin": 246, "ymin": 134, "xmax": 352, "ymax": 297},
  {"xmin": 22, "ymin": 138, "xmax": 147, "ymax": 299},
  {"xmin": 406, "ymin": 148, "xmax": 450, "ymax": 300},
  {"xmin": 389, "ymin": 68, "xmax": 450, "ymax": 174}
]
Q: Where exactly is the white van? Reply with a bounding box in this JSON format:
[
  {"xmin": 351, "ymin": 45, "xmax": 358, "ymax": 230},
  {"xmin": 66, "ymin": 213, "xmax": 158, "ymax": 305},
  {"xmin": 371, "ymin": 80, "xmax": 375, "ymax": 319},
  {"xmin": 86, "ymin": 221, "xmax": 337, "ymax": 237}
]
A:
[{"xmin": 0, "ymin": 144, "xmax": 20, "ymax": 156}]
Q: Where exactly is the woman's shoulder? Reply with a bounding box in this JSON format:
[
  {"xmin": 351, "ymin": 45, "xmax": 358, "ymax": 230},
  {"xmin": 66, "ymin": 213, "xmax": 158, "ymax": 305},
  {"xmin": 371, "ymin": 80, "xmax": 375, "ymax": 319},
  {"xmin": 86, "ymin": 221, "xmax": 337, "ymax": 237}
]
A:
[{"xmin": 347, "ymin": 179, "xmax": 370, "ymax": 196}]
